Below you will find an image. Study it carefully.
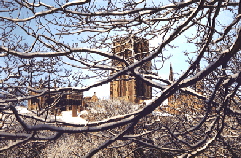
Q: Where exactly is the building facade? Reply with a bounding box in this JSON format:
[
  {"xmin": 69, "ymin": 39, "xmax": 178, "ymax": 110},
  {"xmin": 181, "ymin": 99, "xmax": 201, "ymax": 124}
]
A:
[
  {"xmin": 110, "ymin": 37, "xmax": 152, "ymax": 103},
  {"xmin": 28, "ymin": 80, "xmax": 84, "ymax": 117},
  {"xmin": 163, "ymin": 64, "xmax": 204, "ymax": 115}
]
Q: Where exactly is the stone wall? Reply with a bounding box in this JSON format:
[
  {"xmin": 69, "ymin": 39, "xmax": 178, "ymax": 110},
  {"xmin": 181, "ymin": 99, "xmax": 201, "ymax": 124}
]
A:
[
  {"xmin": 28, "ymin": 89, "xmax": 84, "ymax": 117},
  {"xmin": 110, "ymin": 37, "xmax": 152, "ymax": 103}
]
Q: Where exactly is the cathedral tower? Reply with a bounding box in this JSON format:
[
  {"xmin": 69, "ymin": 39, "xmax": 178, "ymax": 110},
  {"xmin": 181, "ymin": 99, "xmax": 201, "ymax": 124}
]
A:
[{"xmin": 110, "ymin": 37, "xmax": 152, "ymax": 103}]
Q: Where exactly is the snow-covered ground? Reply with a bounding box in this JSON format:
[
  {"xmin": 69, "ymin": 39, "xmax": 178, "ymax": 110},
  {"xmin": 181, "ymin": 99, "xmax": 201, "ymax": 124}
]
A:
[
  {"xmin": 16, "ymin": 106, "xmax": 30, "ymax": 114},
  {"xmin": 57, "ymin": 111, "xmax": 87, "ymax": 124},
  {"xmin": 15, "ymin": 101, "xmax": 173, "ymax": 125},
  {"xmin": 15, "ymin": 106, "xmax": 87, "ymax": 125}
]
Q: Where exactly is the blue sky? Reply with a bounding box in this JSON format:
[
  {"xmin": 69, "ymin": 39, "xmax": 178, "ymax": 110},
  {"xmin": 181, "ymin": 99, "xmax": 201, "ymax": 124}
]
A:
[
  {"xmin": 85, "ymin": 0, "xmax": 234, "ymax": 99},
  {"xmin": 0, "ymin": 0, "xmax": 235, "ymax": 99}
]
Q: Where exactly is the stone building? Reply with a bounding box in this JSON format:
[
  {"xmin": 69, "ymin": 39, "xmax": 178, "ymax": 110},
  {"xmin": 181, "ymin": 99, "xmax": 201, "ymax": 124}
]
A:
[
  {"xmin": 110, "ymin": 37, "xmax": 152, "ymax": 103},
  {"xmin": 28, "ymin": 80, "xmax": 84, "ymax": 117},
  {"xmin": 83, "ymin": 92, "xmax": 99, "ymax": 106},
  {"xmin": 163, "ymin": 64, "xmax": 204, "ymax": 115}
]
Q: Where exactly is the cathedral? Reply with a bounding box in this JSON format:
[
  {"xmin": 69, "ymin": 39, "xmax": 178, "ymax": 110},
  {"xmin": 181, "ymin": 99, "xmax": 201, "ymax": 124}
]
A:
[
  {"xmin": 110, "ymin": 37, "xmax": 152, "ymax": 103},
  {"xmin": 28, "ymin": 38, "xmax": 204, "ymax": 116},
  {"xmin": 164, "ymin": 63, "xmax": 204, "ymax": 114},
  {"xmin": 110, "ymin": 37, "xmax": 204, "ymax": 114}
]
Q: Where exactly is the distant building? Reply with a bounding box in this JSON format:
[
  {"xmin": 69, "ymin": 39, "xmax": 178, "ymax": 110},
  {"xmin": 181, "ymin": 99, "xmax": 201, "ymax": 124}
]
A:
[
  {"xmin": 28, "ymin": 80, "xmax": 84, "ymax": 117},
  {"xmin": 162, "ymin": 64, "xmax": 204, "ymax": 115},
  {"xmin": 83, "ymin": 92, "xmax": 99, "ymax": 106},
  {"xmin": 110, "ymin": 37, "xmax": 152, "ymax": 103}
]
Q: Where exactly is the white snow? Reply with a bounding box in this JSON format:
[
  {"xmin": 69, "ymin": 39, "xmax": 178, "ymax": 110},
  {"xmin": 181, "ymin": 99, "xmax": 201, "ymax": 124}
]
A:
[
  {"xmin": 152, "ymin": 111, "xmax": 172, "ymax": 117},
  {"xmin": 16, "ymin": 106, "xmax": 29, "ymax": 114},
  {"xmin": 132, "ymin": 104, "xmax": 139, "ymax": 111},
  {"xmin": 142, "ymin": 98, "xmax": 168, "ymax": 106},
  {"xmin": 79, "ymin": 110, "xmax": 89, "ymax": 116},
  {"xmin": 15, "ymin": 101, "xmax": 173, "ymax": 126},
  {"xmin": 57, "ymin": 111, "xmax": 87, "ymax": 124},
  {"xmin": 143, "ymin": 99, "xmax": 155, "ymax": 105},
  {"xmin": 161, "ymin": 99, "xmax": 169, "ymax": 106},
  {"xmin": 15, "ymin": 106, "xmax": 87, "ymax": 125}
]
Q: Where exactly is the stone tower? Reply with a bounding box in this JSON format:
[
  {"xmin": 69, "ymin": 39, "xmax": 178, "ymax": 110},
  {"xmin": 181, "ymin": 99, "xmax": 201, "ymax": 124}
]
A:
[{"xmin": 110, "ymin": 37, "xmax": 152, "ymax": 103}]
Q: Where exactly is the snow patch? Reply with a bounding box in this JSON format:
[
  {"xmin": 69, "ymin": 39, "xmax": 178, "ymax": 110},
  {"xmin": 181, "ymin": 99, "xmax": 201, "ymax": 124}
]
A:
[
  {"xmin": 15, "ymin": 106, "xmax": 87, "ymax": 124},
  {"xmin": 142, "ymin": 99, "xmax": 168, "ymax": 106},
  {"xmin": 143, "ymin": 99, "xmax": 154, "ymax": 105},
  {"xmin": 79, "ymin": 110, "xmax": 89, "ymax": 116},
  {"xmin": 16, "ymin": 106, "xmax": 29, "ymax": 114},
  {"xmin": 152, "ymin": 111, "xmax": 172, "ymax": 117},
  {"xmin": 60, "ymin": 111, "xmax": 87, "ymax": 124}
]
